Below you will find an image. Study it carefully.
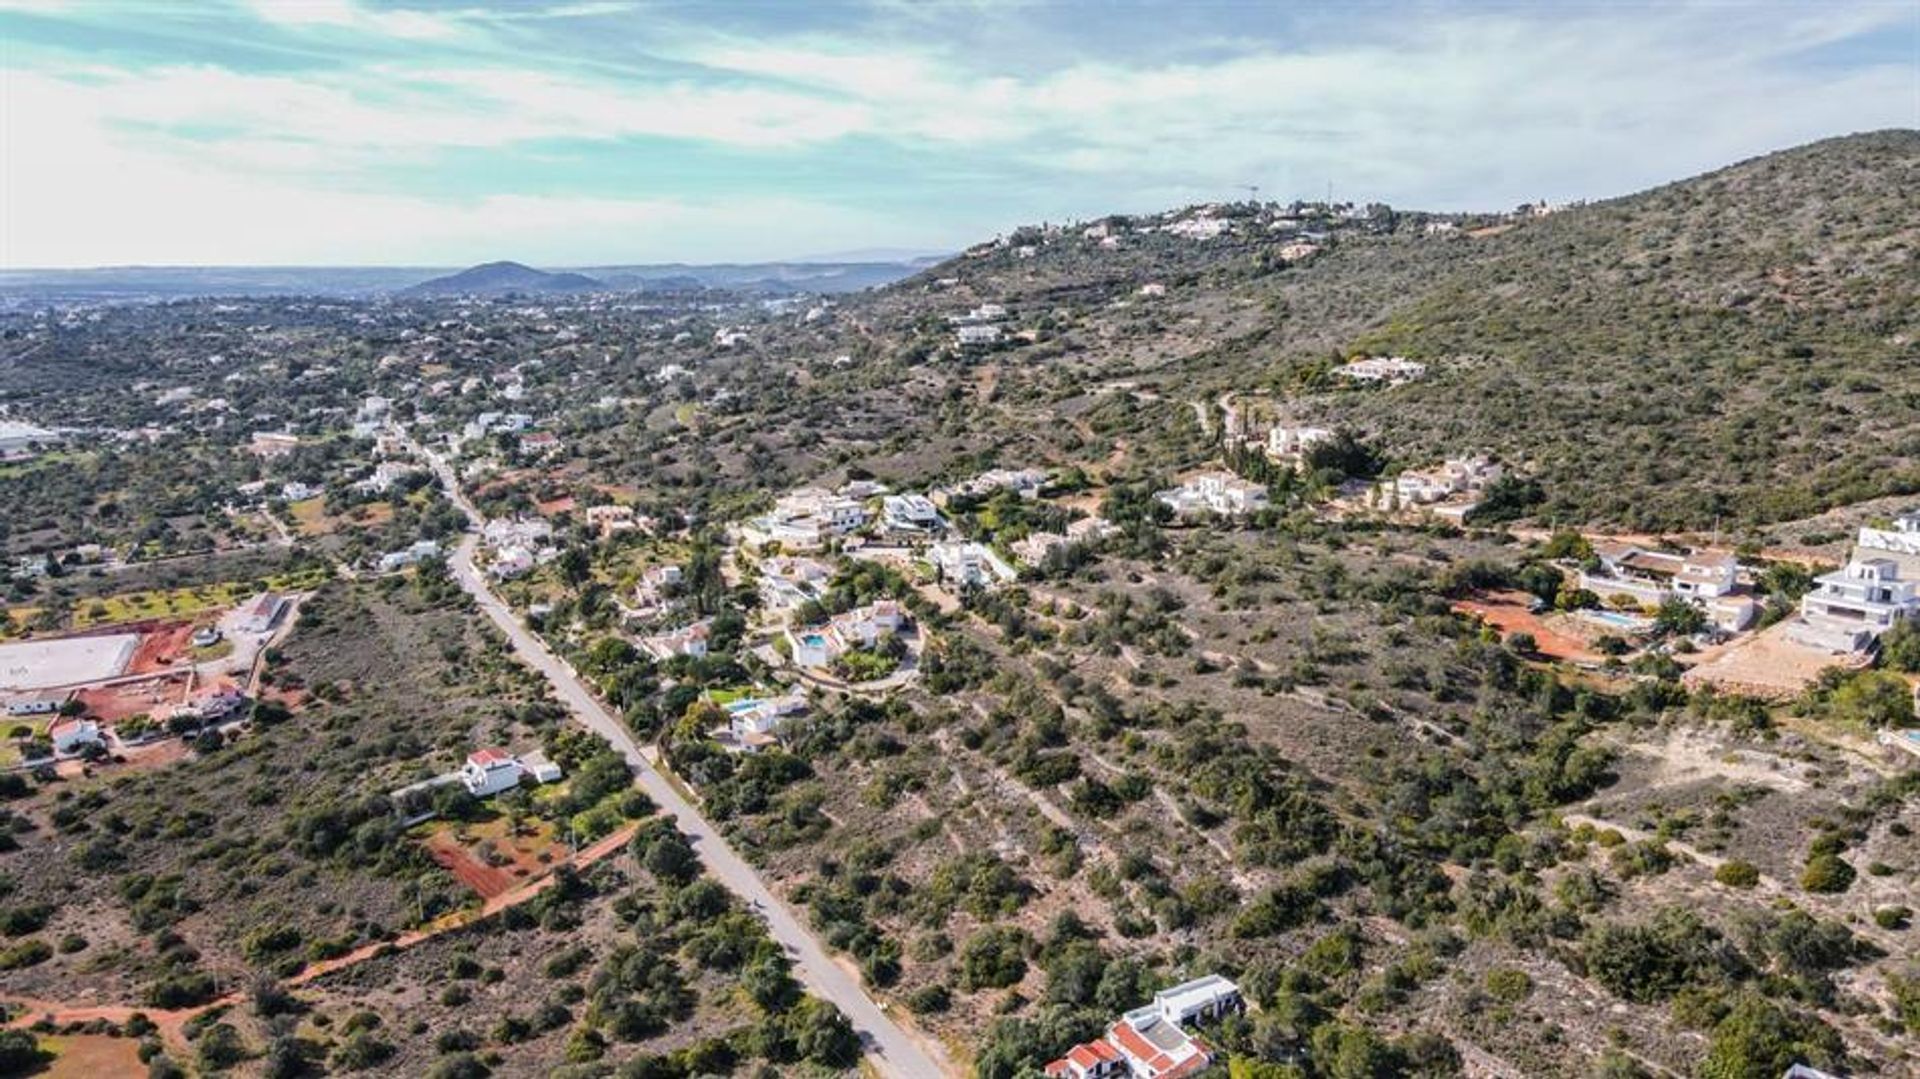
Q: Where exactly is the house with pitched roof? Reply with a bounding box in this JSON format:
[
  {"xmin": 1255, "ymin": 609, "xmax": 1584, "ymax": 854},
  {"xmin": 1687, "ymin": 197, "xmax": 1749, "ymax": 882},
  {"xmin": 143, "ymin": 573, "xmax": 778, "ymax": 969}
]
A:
[
  {"xmin": 1045, "ymin": 975, "xmax": 1243, "ymax": 1079},
  {"xmin": 1577, "ymin": 543, "xmax": 1756, "ymax": 631}
]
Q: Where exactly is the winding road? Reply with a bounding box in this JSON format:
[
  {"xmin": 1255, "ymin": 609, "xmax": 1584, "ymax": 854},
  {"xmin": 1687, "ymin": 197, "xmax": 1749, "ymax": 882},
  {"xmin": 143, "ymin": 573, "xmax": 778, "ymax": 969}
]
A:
[{"xmin": 409, "ymin": 434, "xmax": 953, "ymax": 1079}]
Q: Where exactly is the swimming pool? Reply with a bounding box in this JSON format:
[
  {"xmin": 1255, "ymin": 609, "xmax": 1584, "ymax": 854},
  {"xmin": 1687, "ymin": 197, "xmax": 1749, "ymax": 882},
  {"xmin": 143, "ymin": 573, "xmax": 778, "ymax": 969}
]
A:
[{"xmin": 1580, "ymin": 609, "xmax": 1650, "ymax": 631}]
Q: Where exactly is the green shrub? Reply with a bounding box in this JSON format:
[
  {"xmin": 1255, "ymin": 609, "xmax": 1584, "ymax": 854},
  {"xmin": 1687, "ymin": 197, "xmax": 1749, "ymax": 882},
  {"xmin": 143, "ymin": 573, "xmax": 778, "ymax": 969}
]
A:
[
  {"xmin": 1713, "ymin": 861, "xmax": 1760, "ymax": 888},
  {"xmin": 1800, "ymin": 853, "xmax": 1855, "ymax": 894}
]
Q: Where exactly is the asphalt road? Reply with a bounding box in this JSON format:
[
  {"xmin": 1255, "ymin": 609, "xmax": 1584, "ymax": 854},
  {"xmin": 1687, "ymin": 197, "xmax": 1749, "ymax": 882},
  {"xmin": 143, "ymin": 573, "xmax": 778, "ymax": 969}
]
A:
[{"xmin": 417, "ymin": 439, "xmax": 951, "ymax": 1078}]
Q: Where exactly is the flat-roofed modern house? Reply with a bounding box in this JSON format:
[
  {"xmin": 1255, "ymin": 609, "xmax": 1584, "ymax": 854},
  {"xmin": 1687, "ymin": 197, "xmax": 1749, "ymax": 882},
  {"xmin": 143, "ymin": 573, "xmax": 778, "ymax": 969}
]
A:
[
  {"xmin": 1789, "ymin": 514, "xmax": 1920, "ymax": 654},
  {"xmin": 882, "ymin": 493, "xmax": 945, "ymax": 534}
]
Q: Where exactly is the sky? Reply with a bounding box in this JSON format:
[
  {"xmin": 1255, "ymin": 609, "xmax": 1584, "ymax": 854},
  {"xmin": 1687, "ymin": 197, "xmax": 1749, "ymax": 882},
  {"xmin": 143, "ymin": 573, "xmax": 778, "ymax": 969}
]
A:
[{"xmin": 2, "ymin": 0, "xmax": 1916, "ymax": 268}]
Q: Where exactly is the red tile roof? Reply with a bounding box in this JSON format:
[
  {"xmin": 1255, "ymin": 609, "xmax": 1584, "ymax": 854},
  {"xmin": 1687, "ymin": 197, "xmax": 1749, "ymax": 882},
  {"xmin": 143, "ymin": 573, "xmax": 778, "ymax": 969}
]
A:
[{"xmin": 468, "ymin": 747, "xmax": 514, "ymax": 767}]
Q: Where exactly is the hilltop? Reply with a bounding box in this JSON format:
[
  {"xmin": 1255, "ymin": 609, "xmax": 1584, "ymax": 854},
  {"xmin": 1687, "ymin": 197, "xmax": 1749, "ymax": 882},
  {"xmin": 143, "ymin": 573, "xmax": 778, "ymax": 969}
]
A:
[
  {"xmin": 401, "ymin": 260, "xmax": 603, "ymax": 297},
  {"xmin": 895, "ymin": 129, "xmax": 1920, "ymax": 533}
]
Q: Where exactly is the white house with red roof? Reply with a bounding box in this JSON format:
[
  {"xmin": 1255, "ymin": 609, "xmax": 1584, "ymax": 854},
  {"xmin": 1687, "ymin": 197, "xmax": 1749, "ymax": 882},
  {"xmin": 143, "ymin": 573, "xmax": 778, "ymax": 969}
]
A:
[
  {"xmin": 461, "ymin": 748, "xmax": 526, "ymax": 797},
  {"xmin": 49, "ymin": 716, "xmax": 104, "ymax": 756},
  {"xmin": 1045, "ymin": 975, "xmax": 1242, "ymax": 1079}
]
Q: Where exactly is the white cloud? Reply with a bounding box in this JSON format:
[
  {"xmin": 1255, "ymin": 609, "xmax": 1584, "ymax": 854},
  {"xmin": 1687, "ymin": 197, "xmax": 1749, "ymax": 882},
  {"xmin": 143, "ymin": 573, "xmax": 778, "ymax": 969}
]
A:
[
  {"xmin": 3, "ymin": 1, "xmax": 1913, "ymax": 264},
  {"xmin": 242, "ymin": 0, "xmax": 461, "ymax": 41}
]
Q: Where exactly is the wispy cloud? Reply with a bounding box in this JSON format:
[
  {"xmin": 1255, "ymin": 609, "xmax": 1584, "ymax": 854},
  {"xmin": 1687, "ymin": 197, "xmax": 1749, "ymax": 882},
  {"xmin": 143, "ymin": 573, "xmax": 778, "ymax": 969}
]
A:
[{"xmin": 241, "ymin": 0, "xmax": 462, "ymax": 41}]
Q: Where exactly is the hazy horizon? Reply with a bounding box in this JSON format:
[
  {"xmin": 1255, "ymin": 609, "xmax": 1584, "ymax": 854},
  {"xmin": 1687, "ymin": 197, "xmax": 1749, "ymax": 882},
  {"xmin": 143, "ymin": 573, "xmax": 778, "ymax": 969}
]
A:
[{"xmin": 4, "ymin": 0, "xmax": 1918, "ymax": 268}]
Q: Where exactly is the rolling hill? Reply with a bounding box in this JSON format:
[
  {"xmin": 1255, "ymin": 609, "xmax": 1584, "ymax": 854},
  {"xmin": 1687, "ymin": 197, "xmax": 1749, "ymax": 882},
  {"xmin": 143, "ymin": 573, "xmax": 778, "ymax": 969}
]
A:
[{"xmin": 400, "ymin": 260, "xmax": 603, "ymax": 297}]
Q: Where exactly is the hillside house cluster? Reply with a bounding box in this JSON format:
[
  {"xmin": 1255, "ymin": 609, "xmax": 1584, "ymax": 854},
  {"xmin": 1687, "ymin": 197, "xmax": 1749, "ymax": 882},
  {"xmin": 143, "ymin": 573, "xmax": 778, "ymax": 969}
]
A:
[
  {"xmin": 1046, "ymin": 975, "xmax": 1244, "ymax": 1079},
  {"xmin": 1156, "ymin": 473, "xmax": 1270, "ymax": 518},
  {"xmin": 952, "ymin": 303, "xmax": 1007, "ymax": 348},
  {"xmin": 1577, "ymin": 543, "xmax": 1757, "ymax": 631},
  {"xmin": 484, "ymin": 516, "xmax": 557, "ymax": 579},
  {"xmin": 1789, "ymin": 513, "xmax": 1920, "ymax": 654},
  {"xmin": 785, "ymin": 601, "xmax": 904, "ymax": 669}
]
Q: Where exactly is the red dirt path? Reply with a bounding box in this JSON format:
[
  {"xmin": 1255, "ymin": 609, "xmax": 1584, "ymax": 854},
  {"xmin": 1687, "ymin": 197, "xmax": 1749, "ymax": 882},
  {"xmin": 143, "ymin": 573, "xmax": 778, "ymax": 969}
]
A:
[{"xmin": 5, "ymin": 822, "xmax": 639, "ymax": 1051}]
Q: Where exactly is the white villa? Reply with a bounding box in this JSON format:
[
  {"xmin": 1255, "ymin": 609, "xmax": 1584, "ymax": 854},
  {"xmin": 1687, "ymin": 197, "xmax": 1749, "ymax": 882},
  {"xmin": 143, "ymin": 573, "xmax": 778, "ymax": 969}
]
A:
[
  {"xmin": 939, "ymin": 468, "xmax": 1048, "ymax": 504},
  {"xmin": 377, "ymin": 539, "xmax": 441, "ymax": 574},
  {"xmin": 1338, "ymin": 356, "xmax": 1427, "ymax": 384},
  {"xmin": 741, "ymin": 488, "xmax": 867, "ymax": 551},
  {"xmin": 1156, "ymin": 472, "xmax": 1270, "ymax": 518},
  {"xmin": 642, "ymin": 620, "xmax": 712, "ymax": 661},
  {"xmin": 715, "ymin": 693, "xmax": 809, "ymax": 749},
  {"xmin": 951, "ymin": 303, "xmax": 1007, "ymax": 325},
  {"xmin": 484, "ymin": 516, "xmax": 554, "ymax": 549},
  {"xmin": 786, "ymin": 601, "xmax": 905, "ymax": 669},
  {"xmin": 1391, "ymin": 455, "xmax": 1502, "ymax": 514},
  {"xmin": 353, "ymin": 460, "xmax": 420, "ymax": 495},
  {"xmin": 1011, "ymin": 517, "xmax": 1118, "ymax": 567},
  {"xmin": 927, "ymin": 541, "xmax": 1019, "ymax": 589},
  {"xmin": 459, "ymin": 747, "xmax": 563, "ymax": 798},
  {"xmin": 758, "ymin": 555, "xmax": 834, "ymax": 613},
  {"xmin": 956, "ymin": 324, "xmax": 1002, "ymax": 347},
  {"xmin": 1045, "ymin": 974, "xmax": 1244, "ymax": 1079},
  {"xmin": 1789, "ymin": 513, "xmax": 1920, "ymax": 654},
  {"xmin": 49, "ymin": 716, "xmax": 104, "ymax": 756},
  {"xmin": 1265, "ymin": 425, "xmax": 1334, "ymax": 463},
  {"xmin": 585, "ymin": 504, "xmax": 640, "ymax": 537},
  {"xmin": 631, "ymin": 564, "xmax": 684, "ymax": 614},
  {"xmin": 882, "ymin": 494, "xmax": 946, "ymax": 535},
  {"xmin": 1577, "ymin": 543, "xmax": 1756, "ymax": 632}
]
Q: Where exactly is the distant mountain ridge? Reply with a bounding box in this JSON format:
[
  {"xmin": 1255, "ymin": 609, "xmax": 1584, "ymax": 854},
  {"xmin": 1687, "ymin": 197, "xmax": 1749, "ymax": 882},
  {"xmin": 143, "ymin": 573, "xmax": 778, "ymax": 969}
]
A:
[
  {"xmin": 402, "ymin": 261, "xmax": 601, "ymax": 297},
  {"xmin": 0, "ymin": 255, "xmax": 944, "ymax": 306}
]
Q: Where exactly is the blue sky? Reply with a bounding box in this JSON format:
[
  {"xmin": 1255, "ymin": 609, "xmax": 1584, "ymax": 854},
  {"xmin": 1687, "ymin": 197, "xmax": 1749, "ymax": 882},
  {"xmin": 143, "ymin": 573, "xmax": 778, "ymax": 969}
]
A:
[{"xmin": 2, "ymin": 0, "xmax": 1916, "ymax": 267}]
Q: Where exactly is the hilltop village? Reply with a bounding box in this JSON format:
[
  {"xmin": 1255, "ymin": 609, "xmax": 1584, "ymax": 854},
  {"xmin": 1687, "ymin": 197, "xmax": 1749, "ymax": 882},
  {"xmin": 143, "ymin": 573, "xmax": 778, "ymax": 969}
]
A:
[{"xmin": 0, "ymin": 133, "xmax": 1917, "ymax": 1078}]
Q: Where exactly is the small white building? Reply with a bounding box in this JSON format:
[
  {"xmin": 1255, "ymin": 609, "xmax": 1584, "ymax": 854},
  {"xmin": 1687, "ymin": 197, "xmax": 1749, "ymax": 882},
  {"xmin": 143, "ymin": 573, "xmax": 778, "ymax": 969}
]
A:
[
  {"xmin": 49, "ymin": 716, "xmax": 103, "ymax": 755},
  {"xmin": 956, "ymin": 324, "xmax": 1002, "ymax": 347}
]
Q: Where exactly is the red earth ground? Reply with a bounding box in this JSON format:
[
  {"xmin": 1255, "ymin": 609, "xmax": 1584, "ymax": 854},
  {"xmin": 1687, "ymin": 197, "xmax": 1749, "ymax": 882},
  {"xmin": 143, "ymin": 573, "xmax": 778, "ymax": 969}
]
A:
[{"xmin": 1451, "ymin": 590, "xmax": 1602, "ymax": 664}]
